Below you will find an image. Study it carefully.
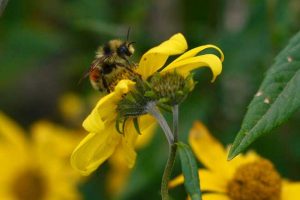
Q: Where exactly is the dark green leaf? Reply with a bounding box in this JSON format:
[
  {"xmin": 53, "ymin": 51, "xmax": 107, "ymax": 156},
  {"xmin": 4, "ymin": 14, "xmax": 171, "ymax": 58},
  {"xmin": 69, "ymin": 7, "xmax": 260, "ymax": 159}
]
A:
[
  {"xmin": 228, "ymin": 30, "xmax": 300, "ymax": 160},
  {"xmin": 177, "ymin": 142, "xmax": 202, "ymax": 200}
]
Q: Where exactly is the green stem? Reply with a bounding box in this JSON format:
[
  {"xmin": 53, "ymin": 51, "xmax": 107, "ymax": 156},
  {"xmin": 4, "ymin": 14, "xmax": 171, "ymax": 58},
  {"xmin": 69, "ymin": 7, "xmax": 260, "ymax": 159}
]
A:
[
  {"xmin": 161, "ymin": 143, "xmax": 177, "ymax": 200},
  {"xmin": 147, "ymin": 102, "xmax": 180, "ymax": 200},
  {"xmin": 173, "ymin": 105, "xmax": 179, "ymax": 141},
  {"xmin": 161, "ymin": 105, "xmax": 179, "ymax": 200},
  {"xmin": 147, "ymin": 102, "xmax": 174, "ymax": 144}
]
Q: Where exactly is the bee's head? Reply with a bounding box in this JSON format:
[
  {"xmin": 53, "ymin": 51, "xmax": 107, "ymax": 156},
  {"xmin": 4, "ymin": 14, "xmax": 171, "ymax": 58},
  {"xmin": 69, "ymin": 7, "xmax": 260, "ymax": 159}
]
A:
[{"xmin": 117, "ymin": 42, "xmax": 135, "ymax": 58}]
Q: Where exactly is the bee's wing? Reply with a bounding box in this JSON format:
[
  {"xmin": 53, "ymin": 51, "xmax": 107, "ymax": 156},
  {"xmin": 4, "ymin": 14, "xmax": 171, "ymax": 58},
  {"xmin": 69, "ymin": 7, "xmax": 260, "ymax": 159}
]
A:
[{"xmin": 77, "ymin": 58, "xmax": 103, "ymax": 85}]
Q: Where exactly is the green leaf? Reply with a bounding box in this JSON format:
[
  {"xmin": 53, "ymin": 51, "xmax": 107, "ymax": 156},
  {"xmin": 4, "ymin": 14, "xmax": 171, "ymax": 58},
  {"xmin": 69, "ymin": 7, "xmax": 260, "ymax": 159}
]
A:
[
  {"xmin": 228, "ymin": 30, "xmax": 300, "ymax": 160},
  {"xmin": 177, "ymin": 142, "xmax": 202, "ymax": 200}
]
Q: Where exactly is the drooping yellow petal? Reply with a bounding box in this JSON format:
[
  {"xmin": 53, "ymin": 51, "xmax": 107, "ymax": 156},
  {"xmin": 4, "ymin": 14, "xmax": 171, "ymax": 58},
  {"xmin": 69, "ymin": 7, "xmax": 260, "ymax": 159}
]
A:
[
  {"xmin": 70, "ymin": 128, "xmax": 121, "ymax": 175},
  {"xmin": 120, "ymin": 115, "xmax": 157, "ymax": 167},
  {"xmin": 171, "ymin": 45, "xmax": 224, "ymax": 64},
  {"xmin": 83, "ymin": 80, "xmax": 135, "ymax": 133},
  {"xmin": 135, "ymin": 115, "xmax": 157, "ymax": 149},
  {"xmin": 189, "ymin": 121, "xmax": 233, "ymax": 179},
  {"xmin": 163, "ymin": 54, "xmax": 222, "ymax": 82},
  {"xmin": 120, "ymin": 119, "xmax": 139, "ymax": 168},
  {"xmin": 202, "ymin": 194, "xmax": 230, "ymax": 200},
  {"xmin": 169, "ymin": 169, "xmax": 227, "ymax": 193},
  {"xmin": 137, "ymin": 33, "xmax": 188, "ymax": 79},
  {"xmin": 281, "ymin": 181, "xmax": 300, "ymax": 200},
  {"xmin": 82, "ymin": 98, "xmax": 106, "ymax": 133}
]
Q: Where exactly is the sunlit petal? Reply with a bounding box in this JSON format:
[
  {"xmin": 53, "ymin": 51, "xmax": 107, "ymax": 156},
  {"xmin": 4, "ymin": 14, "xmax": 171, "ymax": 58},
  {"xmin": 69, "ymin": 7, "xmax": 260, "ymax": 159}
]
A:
[
  {"xmin": 83, "ymin": 80, "xmax": 135, "ymax": 133},
  {"xmin": 82, "ymin": 99, "xmax": 106, "ymax": 133},
  {"xmin": 172, "ymin": 45, "xmax": 224, "ymax": 63},
  {"xmin": 71, "ymin": 128, "xmax": 121, "ymax": 175},
  {"xmin": 163, "ymin": 54, "xmax": 222, "ymax": 82},
  {"xmin": 137, "ymin": 33, "xmax": 188, "ymax": 79}
]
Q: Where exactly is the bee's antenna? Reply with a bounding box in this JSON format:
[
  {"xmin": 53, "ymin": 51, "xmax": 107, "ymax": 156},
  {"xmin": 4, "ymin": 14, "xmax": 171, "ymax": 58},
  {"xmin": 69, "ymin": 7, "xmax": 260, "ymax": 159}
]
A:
[{"xmin": 126, "ymin": 27, "xmax": 131, "ymax": 41}]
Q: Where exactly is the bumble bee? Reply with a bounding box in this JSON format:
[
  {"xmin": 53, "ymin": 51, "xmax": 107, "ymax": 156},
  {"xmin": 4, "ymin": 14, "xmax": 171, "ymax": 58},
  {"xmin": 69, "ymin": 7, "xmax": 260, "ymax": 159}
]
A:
[{"xmin": 81, "ymin": 30, "xmax": 140, "ymax": 93}]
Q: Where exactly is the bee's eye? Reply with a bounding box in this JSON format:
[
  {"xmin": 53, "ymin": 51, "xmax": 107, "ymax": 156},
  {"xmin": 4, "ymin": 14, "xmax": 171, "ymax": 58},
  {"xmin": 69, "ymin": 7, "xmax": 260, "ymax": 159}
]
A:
[
  {"xmin": 119, "ymin": 45, "xmax": 128, "ymax": 54},
  {"xmin": 118, "ymin": 44, "xmax": 132, "ymax": 57}
]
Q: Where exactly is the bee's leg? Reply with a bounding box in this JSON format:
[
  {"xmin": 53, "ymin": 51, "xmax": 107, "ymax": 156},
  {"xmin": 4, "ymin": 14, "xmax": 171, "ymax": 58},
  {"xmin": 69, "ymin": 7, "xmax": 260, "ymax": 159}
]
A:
[
  {"xmin": 101, "ymin": 77, "xmax": 110, "ymax": 93},
  {"xmin": 116, "ymin": 62, "xmax": 142, "ymax": 79},
  {"xmin": 119, "ymin": 55, "xmax": 133, "ymax": 66},
  {"xmin": 98, "ymin": 68, "xmax": 110, "ymax": 93}
]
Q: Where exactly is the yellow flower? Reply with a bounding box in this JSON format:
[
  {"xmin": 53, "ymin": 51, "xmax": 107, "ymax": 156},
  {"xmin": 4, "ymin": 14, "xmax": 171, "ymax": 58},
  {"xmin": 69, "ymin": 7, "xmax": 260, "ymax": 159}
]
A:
[
  {"xmin": 71, "ymin": 33, "xmax": 224, "ymax": 175},
  {"xmin": 58, "ymin": 92, "xmax": 85, "ymax": 125},
  {"xmin": 0, "ymin": 112, "xmax": 84, "ymax": 200},
  {"xmin": 169, "ymin": 122, "xmax": 300, "ymax": 200}
]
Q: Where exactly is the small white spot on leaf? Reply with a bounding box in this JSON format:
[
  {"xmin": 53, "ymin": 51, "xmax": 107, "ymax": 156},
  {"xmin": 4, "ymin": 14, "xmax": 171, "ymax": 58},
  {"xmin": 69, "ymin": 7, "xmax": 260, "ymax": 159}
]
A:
[
  {"xmin": 264, "ymin": 97, "xmax": 270, "ymax": 104},
  {"xmin": 287, "ymin": 56, "xmax": 293, "ymax": 62},
  {"xmin": 255, "ymin": 91, "xmax": 263, "ymax": 97}
]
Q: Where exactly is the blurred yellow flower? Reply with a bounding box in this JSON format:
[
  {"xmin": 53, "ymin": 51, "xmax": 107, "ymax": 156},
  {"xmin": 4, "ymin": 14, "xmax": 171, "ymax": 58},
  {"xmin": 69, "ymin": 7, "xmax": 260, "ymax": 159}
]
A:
[
  {"xmin": 58, "ymin": 92, "xmax": 85, "ymax": 125},
  {"xmin": 0, "ymin": 112, "xmax": 84, "ymax": 200},
  {"xmin": 169, "ymin": 122, "xmax": 300, "ymax": 200},
  {"xmin": 71, "ymin": 33, "xmax": 224, "ymax": 175}
]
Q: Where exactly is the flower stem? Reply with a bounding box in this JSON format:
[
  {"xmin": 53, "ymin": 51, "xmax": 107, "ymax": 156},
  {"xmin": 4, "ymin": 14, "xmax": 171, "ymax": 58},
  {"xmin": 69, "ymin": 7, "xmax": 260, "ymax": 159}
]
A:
[
  {"xmin": 147, "ymin": 102, "xmax": 180, "ymax": 200},
  {"xmin": 160, "ymin": 105, "xmax": 179, "ymax": 199},
  {"xmin": 146, "ymin": 102, "xmax": 174, "ymax": 145},
  {"xmin": 172, "ymin": 105, "xmax": 179, "ymax": 142},
  {"xmin": 161, "ymin": 143, "xmax": 177, "ymax": 200}
]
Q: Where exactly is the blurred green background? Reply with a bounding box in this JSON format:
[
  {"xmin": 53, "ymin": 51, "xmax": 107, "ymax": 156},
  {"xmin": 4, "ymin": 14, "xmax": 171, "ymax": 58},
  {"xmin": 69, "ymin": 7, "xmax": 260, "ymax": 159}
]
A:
[{"xmin": 1, "ymin": 0, "xmax": 300, "ymax": 199}]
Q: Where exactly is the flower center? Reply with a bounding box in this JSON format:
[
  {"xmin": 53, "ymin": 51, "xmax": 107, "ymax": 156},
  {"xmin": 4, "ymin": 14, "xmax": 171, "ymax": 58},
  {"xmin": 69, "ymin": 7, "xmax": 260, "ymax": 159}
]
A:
[
  {"xmin": 11, "ymin": 169, "xmax": 47, "ymax": 200},
  {"xmin": 227, "ymin": 159, "xmax": 282, "ymax": 200},
  {"xmin": 149, "ymin": 72, "xmax": 194, "ymax": 105}
]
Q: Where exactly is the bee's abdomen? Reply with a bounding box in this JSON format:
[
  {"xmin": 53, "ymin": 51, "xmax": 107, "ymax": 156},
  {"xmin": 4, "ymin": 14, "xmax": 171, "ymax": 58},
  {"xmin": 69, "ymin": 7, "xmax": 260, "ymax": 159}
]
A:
[
  {"xmin": 90, "ymin": 67, "xmax": 101, "ymax": 82},
  {"xmin": 102, "ymin": 63, "xmax": 116, "ymax": 75}
]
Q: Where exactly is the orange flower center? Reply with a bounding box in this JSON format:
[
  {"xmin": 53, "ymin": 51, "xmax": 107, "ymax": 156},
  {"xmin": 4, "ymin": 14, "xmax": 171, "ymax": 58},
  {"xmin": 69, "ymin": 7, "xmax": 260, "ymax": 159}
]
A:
[
  {"xmin": 227, "ymin": 159, "xmax": 282, "ymax": 200},
  {"xmin": 11, "ymin": 169, "xmax": 47, "ymax": 200}
]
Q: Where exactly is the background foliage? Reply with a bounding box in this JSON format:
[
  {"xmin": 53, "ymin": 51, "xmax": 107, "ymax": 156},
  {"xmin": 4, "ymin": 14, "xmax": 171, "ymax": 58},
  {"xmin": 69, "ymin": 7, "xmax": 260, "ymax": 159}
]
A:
[{"xmin": 1, "ymin": 0, "xmax": 300, "ymax": 199}]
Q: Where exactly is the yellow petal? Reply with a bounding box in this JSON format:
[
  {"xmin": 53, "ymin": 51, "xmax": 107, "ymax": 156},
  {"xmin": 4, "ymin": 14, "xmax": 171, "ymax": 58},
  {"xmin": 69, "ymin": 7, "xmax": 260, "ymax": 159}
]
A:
[
  {"xmin": 171, "ymin": 45, "xmax": 224, "ymax": 64},
  {"xmin": 71, "ymin": 127, "xmax": 121, "ymax": 175},
  {"xmin": 82, "ymin": 99, "xmax": 106, "ymax": 133},
  {"xmin": 120, "ymin": 115, "xmax": 156, "ymax": 167},
  {"xmin": 169, "ymin": 169, "xmax": 227, "ymax": 193},
  {"xmin": 83, "ymin": 80, "xmax": 135, "ymax": 133},
  {"xmin": 282, "ymin": 181, "xmax": 300, "ymax": 200},
  {"xmin": 202, "ymin": 194, "xmax": 230, "ymax": 200},
  {"xmin": 189, "ymin": 121, "xmax": 233, "ymax": 179},
  {"xmin": 137, "ymin": 33, "xmax": 188, "ymax": 79},
  {"xmin": 227, "ymin": 149, "xmax": 260, "ymax": 169},
  {"xmin": 163, "ymin": 54, "xmax": 222, "ymax": 82},
  {"xmin": 120, "ymin": 119, "xmax": 138, "ymax": 168},
  {"xmin": 135, "ymin": 115, "xmax": 157, "ymax": 149}
]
